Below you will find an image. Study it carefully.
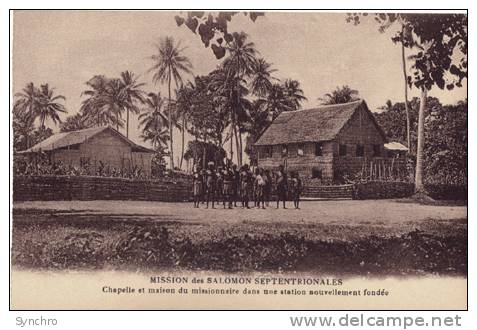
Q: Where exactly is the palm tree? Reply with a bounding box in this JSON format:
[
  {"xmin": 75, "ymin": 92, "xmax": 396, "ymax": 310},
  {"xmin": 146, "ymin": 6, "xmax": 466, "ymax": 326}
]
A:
[
  {"xmin": 60, "ymin": 113, "xmax": 89, "ymax": 132},
  {"xmin": 13, "ymin": 82, "xmax": 41, "ymax": 123},
  {"xmin": 36, "ymin": 84, "xmax": 67, "ymax": 128},
  {"xmin": 266, "ymin": 83, "xmax": 294, "ymax": 120},
  {"xmin": 283, "ymin": 79, "xmax": 307, "ymax": 110},
  {"xmin": 319, "ymin": 85, "xmax": 360, "ymax": 105},
  {"xmin": 250, "ymin": 58, "xmax": 276, "ymax": 98},
  {"xmin": 149, "ymin": 36, "xmax": 193, "ymax": 169},
  {"xmin": 14, "ymin": 82, "xmax": 67, "ymax": 128},
  {"xmin": 141, "ymin": 127, "xmax": 170, "ymax": 151},
  {"xmin": 138, "ymin": 92, "xmax": 169, "ymax": 133},
  {"xmin": 80, "ymin": 75, "xmax": 124, "ymax": 130},
  {"xmin": 222, "ymin": 32, "xmax": 258, "ymax": 165},
  {"xmin": 119, "ymin": 71, "xmax": 146, "ymax": 138},
  {"xmin": 400, "ymin": 22, "xmax": 414, "ymax": 152},
  {"xmin": 13, "ymin": 110, "xmax": 35, "ymax": 150},
  {"xmin": 175, "ymin": 82, "xmax": 195, "ymax": 169}
]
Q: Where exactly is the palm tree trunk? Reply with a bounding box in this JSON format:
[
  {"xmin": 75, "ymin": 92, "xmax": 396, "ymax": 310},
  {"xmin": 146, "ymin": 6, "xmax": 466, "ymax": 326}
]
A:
[
  {"xmin": 202, "ymin": 136, "xmax": 207, "ymax": 169},
  {"xmin": 233, "ymin": 124, "xmax": 240, "ymax": 165},
  {"xmin": 235, "ymin": 69, "xmax": 243, "ymax": 166},
  {"xmin": 168, "ymin": 73, "xmax": 174, "ymax": 170},
  {"xmin": 238, "ymin": 128, "xmax": 243, "ymax": 166},
  {"xmin": 230, "ymin": 109, "xmax": 234, "ymax": 163},
  {"xmin": 415, "ymin": 87, "xmax": 427, "ymax": 192},
  {"xmin": 180, "ymin": 116, "xmax": 185, "ymax": 169},
  {"xmin": 126, "ymin": 108, "xmax": 129, "ymax": 138},
  {"xmin": 401, "ymin": 25, "xmax": 411, "ymax": 151}
]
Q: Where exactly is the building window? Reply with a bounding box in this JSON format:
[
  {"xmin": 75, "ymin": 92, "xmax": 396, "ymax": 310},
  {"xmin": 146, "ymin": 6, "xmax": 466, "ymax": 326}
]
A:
[
  {"xmin": 339, "ymin": 144, "xmax": 347, "ymax": 156},
  {"xmin": 297, "ymin": 143, "xmax": 305, "ymax": 156},
  {"xmin": 281, "ymin": 144, "xmax": 288, "ymax": 157},
  {"xmin": 356, "ymin": 144, "xmax": 364, "ymax": 157},
  {"xmin": 373, "ymin": 144, "xmax": 381, "ymax": 157},
  {"xmin": 261, "ymin": 146, "xmax": 272, "ymax": 158},
  {"xmin": 312, "ymin": 168, "xmax": 322, "ymax": 179},
  {"xmin": 315, "ymin": 142, "xmax": 323, "ymax": 156}
]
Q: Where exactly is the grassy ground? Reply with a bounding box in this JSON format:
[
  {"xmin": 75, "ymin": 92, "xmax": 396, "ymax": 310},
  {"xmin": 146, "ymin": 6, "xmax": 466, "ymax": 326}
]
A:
[{"xmin": 12, "ymin": 199, "xmax": 467, "ymax": 275}]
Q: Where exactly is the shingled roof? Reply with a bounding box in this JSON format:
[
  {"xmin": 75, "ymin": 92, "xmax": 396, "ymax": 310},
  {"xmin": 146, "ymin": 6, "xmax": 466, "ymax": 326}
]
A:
[
  {"xmin": 19, "ymin": 126, "xmax": 154, "ymax": 153},
  {"xmin": 254, "ymin": 100, "xmax": 386, "ymax": 146}
]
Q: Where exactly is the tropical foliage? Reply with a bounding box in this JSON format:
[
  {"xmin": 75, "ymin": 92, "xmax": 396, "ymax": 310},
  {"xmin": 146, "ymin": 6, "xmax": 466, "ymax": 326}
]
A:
[
  {"xmin": 13, "ymin": 82, "xmax": 66, "ymax": 151},
  {"xmin": 149, "ymin": 36, "xmax": 193, "ymax": 169},
  {"xmin": 375, "ymin": 97, "xmax": 467, "ymax": 185},
  {"xmin": 319, "ymin": 85, "xmax": 360, "ymax": 105},
  {"xmin": 347, "ymin": 13, "xmax": 467, "ymax": 192}
]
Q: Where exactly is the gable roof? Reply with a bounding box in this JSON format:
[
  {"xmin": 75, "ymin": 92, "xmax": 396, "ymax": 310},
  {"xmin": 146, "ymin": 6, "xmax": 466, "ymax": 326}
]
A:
[
  {"xmin": 19, "ymin": 126, "xmax": 155, "ymax": 153},
  {"xmin": 254, "ymin": 100, "xmax": 387, "ymax": 146}
]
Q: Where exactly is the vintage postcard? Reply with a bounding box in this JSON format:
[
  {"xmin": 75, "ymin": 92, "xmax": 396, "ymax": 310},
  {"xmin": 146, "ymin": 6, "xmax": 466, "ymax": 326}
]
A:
[{"xmin": 10, "ymin": 10, "xmax": 467, "ymax": 310}]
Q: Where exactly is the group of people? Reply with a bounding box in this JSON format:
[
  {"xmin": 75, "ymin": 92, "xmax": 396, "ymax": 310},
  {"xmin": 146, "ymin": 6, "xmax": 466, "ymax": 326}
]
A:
[{"xmin": 192, "ymin": 161, "xmax": 303, "ymax": 210}]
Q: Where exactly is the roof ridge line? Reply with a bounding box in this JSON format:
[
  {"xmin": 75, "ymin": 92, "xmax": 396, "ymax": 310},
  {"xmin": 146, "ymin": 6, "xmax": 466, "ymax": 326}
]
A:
[{"xmin": 284, "ymin": 99, "xmax": 363, "ymax": 114}]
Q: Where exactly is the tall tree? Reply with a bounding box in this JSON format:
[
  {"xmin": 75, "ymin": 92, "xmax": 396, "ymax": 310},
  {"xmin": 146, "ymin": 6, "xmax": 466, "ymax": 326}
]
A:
[
  {"xmin": 119, "ymin": 71, "xmax": 146, "ymax": 138},
  {"xmin": 60, "ymin": 113, "xmax": 89, "ymax": 132},
  {"xmin": 349, "ymin": 13, "xmax": 467, "ymax": 192},
  {"xmin": 138, "ymin": 92, "xmax": 169, "ymax": 134},
  {"xmin": 400, "ymin": 23, "xmax": 412, "ymax": 151},
  {"xmin": 318, "ymin": 85, "xmax": 360, "ymax": 105},
  {"xmin": 36, "ymin": 84, "xmax": 67, "ymax": 128},
  {"xmin": 14, "ymin": 82, "xmax": 67, "ymax": 129},
  {"xmin": 250, "ymin": 58, "xmax": 276, "ymax": 98},
  {"xmin": 80, "ymin": 75, "xmax": 124, "ymax": 128},
  {"xmin": 12, "ymin": 110, "xmax": 35, "ymax": 150},
  {"xmin": 283, "ymin": 79, "xmax": 307, "ymax": 110},
  {"xmin": 149, "ymin": 36, "xmax": 193, "ymax": 170},
  {"xmin": 222, "ymin": 32, "xmax": 258, "ymax": 165},
  {"xmin": 13, "ymin": 82, "xmax": 41, "ymax": 124},
  {"xmin": 175, "ymin": 82, "xmax": 195, "ymax": 169},
  {"xmin": 264, "ymin": 83, "xmax": 292, "ymax": 120}
]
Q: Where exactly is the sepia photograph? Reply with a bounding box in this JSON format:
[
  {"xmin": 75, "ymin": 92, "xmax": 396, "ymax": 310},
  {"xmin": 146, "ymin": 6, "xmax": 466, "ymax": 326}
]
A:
[{"xmin": 9, "ymin": 10, "xmax": 467, "ymax": 310}]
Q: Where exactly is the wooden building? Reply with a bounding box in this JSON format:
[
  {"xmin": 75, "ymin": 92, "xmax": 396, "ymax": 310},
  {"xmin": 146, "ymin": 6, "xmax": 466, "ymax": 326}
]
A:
[
  {"xmin": 254, "ymin": 100, "xmax": 407, "ymax": 183},
  {"xmin": 19, "ymin": 126, "xmax": 155, "ymax": 176}
]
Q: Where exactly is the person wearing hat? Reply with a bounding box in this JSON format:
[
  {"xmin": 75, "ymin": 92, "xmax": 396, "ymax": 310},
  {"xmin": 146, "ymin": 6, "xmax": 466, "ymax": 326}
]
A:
[{"xmin": 205, "ymin": 161, "xmax": 216, "ymax": 209}]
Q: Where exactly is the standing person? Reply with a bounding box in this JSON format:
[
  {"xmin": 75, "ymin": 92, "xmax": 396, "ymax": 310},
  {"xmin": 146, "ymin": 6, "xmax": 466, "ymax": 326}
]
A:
[
  {"xmin": 252, "ymin": 167, "xmax": 259, "ymax": 208},
  {"xmin": 205, "ymin": 161, "xmax": 216, "ymax": 209},
  {"xmin": 200, "ymin": 168, "xmax": 207, "ymax": 204},
  {"xmin": 222, "ymin": 163, "xmax": 234, "ymax": 209},
  {"xmin": 290, "ymin": 171, "xmax": 303, "ymax": 209},
  {"xmin": 255, "ymin": 168, "xmax": 266, "ymax": 209},
  {"xmin": 192, "ymin": 166, "xmax": 203, "ymax": 208},
  {"xmin": 232, "ymin": 164, "xmax": 240, "ymax": 207},
  {"xmin": 215, "ymin": 166, "xmax": 224, "ymax": 205},
  {"xmin": 275, "ymin": 165, "xmax": 288, "ymax": 209},
  {"xmin": 240, "ymin": 164, "xmax": 252, "ymax": 209},
  {"xmin": 264, "ymin": 169, "xmax": 272, "ymax": 207}
]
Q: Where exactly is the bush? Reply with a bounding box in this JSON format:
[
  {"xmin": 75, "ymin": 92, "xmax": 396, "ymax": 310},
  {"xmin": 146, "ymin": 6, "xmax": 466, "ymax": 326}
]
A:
[
  {"xmin": 425, "ymin": 184, "xmax": 467, "ymax": 200},
  {"xmin": 353, "ymin": 181, "xmax": 414, "ymax": 200}
]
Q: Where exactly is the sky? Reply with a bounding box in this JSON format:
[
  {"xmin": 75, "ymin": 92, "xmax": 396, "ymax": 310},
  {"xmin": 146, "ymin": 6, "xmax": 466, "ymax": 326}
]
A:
[{"xmin": 12, "ymin": 11, "xmax": 467, "ymax": 167}]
